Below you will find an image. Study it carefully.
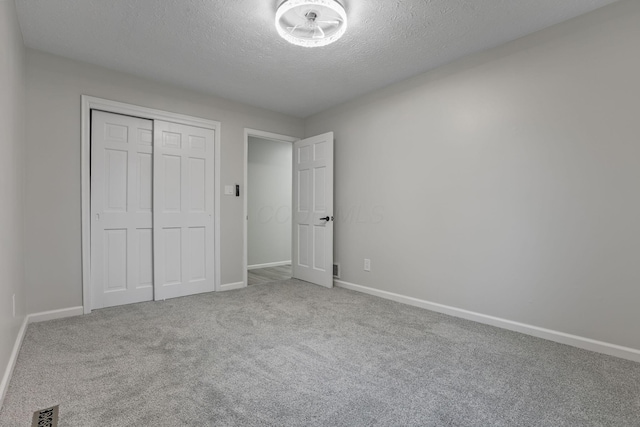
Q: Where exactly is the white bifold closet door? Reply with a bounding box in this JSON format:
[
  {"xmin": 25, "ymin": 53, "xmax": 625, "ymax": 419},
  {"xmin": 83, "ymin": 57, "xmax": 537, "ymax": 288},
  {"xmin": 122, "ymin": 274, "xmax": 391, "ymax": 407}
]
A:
[
  {"xmin": 153, "ymin": 121, "xmax": 215, "ymax": 300},
  {"xmin": 91, "ymin": 111, "xmax": 215, "ymax": 309},
  {"xmin": 91, "ymin": 111, "xmax": 154, "ymax": 309}
]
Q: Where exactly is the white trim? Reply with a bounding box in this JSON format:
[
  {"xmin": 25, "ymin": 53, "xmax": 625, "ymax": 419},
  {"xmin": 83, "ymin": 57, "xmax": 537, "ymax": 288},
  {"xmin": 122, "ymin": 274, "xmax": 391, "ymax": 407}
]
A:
[
  {"xmin": 27, "ymin": 306, "xmax": 84, "ymax": 324},
  {"xmin": 0, "ymin": 305, "xmax": 84, "ymax": 408},
  {"xmin": 248, "ymin": 260, "xmax": 292, "ymax": 270},
  {"xmin": 81, "ymin": 95, "xmax": 222, "ymax": 313},
  {"xmin": 0, "ymin": 317, "xmax": 28, "ymax": 409},
  {"xmin": 220, "ymin": 282, "xmax": 245, "ymax": 291},
  {"xmin": 81, "ymin": 99, "xmax": 91, "ymax": 314},
  {"xmin": 243, "ymin": 129, "xmax": 299, "ymax": 288},
  {"xmin": 334, "ymin": 280, "xmax": 640, "ymax": 363}
]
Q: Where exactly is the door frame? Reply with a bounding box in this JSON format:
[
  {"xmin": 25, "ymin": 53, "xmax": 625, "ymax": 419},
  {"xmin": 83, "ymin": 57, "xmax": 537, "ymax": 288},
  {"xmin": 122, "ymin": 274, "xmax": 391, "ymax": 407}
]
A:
[
  {"xmin": 81, "ymin": 95, "xmax": 222, "ymax": 314},
  {"xmin": 243, "ymin": 128, "xmax": 299, "ymax": 287}
]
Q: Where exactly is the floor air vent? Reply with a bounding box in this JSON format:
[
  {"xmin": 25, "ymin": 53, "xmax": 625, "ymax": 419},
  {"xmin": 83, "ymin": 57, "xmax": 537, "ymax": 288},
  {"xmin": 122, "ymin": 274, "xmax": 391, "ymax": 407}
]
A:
[
  {"xmin": 333, "ymin": 263, "xmax": 340, "ymax": 279},
  {"xmin": 32, "ymin": 405, "xmax": 58, "ymax": 427}
]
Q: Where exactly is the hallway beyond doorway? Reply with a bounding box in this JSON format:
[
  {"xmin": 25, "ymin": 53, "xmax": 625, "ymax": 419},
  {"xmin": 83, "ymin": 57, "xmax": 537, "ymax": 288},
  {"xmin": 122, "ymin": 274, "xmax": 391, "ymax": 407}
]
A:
[{"xmin": 248, "ymin": 265, "xmax": 292, "ymax": 285}]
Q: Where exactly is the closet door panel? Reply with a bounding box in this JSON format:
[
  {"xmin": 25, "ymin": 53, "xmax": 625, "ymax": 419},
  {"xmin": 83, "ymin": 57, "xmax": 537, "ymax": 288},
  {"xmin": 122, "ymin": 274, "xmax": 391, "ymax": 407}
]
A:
[
  {"xmin": 91, "ymin": 111, "xmax": 154, "ymax": 309},
  {"xmin": 154, "ymin": 121, "xmax": 215, "ymax": 300}
]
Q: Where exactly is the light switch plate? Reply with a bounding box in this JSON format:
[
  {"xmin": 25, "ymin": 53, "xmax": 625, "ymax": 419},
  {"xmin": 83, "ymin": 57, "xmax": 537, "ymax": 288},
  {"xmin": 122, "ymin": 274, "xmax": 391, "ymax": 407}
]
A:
[{"xmin": 224, "ymin": 185, "xmax": 234, "ymax": 196}]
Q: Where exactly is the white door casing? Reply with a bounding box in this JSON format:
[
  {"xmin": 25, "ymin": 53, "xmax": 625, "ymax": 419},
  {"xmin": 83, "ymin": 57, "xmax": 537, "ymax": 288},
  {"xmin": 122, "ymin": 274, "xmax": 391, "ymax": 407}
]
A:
[
  {"xmin": 90, "ymin": 111, "xmax": 154, "ymax": 309},
  {"xmin": 292, "ymin": 132, "xmax": 334, "ymax": 288},
  {"xmin": 154, "ymin": 121, "xmax": 215, "ymax": 300}
]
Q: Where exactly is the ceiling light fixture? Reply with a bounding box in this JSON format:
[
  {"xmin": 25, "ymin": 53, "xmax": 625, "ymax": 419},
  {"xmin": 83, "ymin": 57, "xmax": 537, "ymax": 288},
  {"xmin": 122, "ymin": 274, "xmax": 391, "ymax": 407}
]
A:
[{"xmin": 275, "ymin": 0, "xmax": 348, "ymax": 48}]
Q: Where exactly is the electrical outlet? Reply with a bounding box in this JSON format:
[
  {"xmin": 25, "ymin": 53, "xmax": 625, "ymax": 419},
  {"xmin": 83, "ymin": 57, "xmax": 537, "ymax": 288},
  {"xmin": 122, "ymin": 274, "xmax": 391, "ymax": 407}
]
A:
[
  {"xmin": 364, "ymin": 259, "xmax": 371, "ymax": 272},
  {"xmin": 12, "ymin": 294, "xmax": 16, "ymax": 317}
]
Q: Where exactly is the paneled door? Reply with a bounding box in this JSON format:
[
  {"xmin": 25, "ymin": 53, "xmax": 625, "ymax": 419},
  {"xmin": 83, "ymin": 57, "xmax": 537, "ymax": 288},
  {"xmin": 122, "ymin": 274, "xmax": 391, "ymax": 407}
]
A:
[
  {"xmin": 292, "ymin": 132, "xmax": 334, "ymax": 288},
  {"xmin": 154, "ymin": 121, "xmax": 215, "ymax": 300},
  {"xmin": 91, "ymin": 111, "xmax": 154, "ymax": 309}
]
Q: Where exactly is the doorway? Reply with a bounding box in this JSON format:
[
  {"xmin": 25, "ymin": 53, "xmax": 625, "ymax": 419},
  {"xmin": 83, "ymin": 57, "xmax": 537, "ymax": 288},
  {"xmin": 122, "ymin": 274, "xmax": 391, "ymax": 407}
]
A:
[
  {"xmin": 247, "ymin": 136, "xmax": 293, "ymax": 285},
  {"xmin": 243, "ymin": 129, "xmax": 335, "ymax": 289},
  {"xmin": 244, "ymin": 130, "xmax": 297, "ymax": 286}
]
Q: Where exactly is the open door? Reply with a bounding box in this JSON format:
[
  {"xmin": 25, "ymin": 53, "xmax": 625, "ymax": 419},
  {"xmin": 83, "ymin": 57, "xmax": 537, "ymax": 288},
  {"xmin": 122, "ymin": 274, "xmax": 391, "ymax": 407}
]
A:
[{"xmin": 292, "ymin": 132, "xmax": 334, "ymax": 288}]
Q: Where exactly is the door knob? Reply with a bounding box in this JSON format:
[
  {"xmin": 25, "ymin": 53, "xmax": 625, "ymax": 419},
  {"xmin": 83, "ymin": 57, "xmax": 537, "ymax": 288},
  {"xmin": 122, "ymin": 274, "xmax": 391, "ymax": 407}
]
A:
[{"xmin": 320, "ymin": 216, "xmax": 330, "ymax": 221}]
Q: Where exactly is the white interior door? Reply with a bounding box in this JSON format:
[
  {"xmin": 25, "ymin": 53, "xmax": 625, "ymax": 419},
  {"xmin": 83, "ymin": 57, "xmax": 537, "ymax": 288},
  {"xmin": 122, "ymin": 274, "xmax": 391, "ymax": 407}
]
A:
[
  {"xmin": 292, "ymin": 132, "xmax": 334, "ymax": 288},
  {"xmin": 154, "ymin": 121, "xmax": 215, "ymax": 300},
  {"xmin": 91, "ymin": 110, "xmax": 154, "ymax": 309}
]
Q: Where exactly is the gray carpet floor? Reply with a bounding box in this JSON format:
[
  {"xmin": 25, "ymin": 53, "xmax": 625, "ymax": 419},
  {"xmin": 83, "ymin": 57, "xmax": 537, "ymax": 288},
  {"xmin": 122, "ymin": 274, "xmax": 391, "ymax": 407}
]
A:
[{"xmin": 1, "ymin": 279, "xmax": 639, "ymax": 426}]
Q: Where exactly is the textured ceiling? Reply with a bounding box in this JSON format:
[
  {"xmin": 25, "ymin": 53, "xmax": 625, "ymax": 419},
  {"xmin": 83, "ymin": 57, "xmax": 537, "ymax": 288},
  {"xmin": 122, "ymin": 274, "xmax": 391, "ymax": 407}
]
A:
[{"xmin": 15, "ymin": 0, "xmax": 620, "ymax": 118}]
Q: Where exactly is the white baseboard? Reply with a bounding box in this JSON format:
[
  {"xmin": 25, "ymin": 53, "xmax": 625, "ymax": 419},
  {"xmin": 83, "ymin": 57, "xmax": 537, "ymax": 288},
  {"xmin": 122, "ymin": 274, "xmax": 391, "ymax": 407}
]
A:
[
  {"xmin": 28, "ymin": 306, "xmax": 84, "ymax": 324},
  {"xmin": 334, "ymin": 280, "xmax": 640, "ymax": 363},
  {"xmin": 248, "ymin": 261, "xmax": 291, "ymax": 270},
  {"xmin": 0, "ymin": 317, "xmax": 28, "ymax": 410},
  {"xmin": 1, "ymin": 306, "xmax": 84, "ymax": 408},
  {"xmin": 220, "ymin": 281, "xmax": 246, "ymax": 291}
]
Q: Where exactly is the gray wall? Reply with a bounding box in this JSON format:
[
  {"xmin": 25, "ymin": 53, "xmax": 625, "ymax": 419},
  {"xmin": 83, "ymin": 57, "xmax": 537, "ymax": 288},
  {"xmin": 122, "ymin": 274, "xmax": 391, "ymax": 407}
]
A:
[
  {"xmin": 305, "ymin": 0, "xmax": 640, "ymax": 350},
  {"xmin": 0, "ymin": 0, "xmax": 27, "ymax": 402},
  {"xmin": 248, "ymin": 137, "xmax": 292, "ymax": 267},
  {"xmin": 24, "ymin": 50, "xmax": 304, "ymax": 314}
]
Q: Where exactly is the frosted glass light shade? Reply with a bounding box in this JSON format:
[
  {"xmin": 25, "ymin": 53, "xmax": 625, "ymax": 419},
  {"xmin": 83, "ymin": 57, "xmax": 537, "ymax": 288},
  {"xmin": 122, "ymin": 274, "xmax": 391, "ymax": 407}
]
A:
[{"xmin": 276, "ymin": 0, "xmax": 347, "ymax": 48}]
